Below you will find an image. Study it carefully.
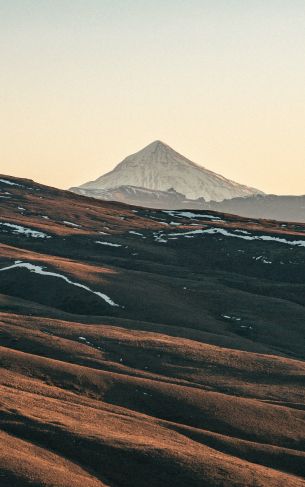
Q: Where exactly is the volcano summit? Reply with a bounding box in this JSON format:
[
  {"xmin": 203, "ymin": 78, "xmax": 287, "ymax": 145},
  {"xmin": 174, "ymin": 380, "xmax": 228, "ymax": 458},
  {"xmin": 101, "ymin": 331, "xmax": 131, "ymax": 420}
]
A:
[{"xmin": 71, "ymin": 141, "xmax": 263, "ymax": 203}]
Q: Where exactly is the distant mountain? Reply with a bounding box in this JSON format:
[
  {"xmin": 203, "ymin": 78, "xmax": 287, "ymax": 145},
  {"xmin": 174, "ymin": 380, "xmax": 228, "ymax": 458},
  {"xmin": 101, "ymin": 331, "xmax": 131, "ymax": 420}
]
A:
[
  {"xmin": 72, "ymin": 184, "xmax": 207, "ymax": 209},
  {"xmin": 71, "ymin": 140, "xmax": 262, "ymax": 202},
  {"xmin": 206, "ymin": 194, "xmax": 305, "ymax": 223},
  {"xmin": 72, "ymin": 179, "xmax": 305, "ymax": 222}
]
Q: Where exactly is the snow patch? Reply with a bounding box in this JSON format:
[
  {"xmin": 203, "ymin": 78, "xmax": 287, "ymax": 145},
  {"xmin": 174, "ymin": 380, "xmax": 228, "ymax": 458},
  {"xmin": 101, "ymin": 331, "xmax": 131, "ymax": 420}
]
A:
[
  {"xmin": 0, "ymin": 179, "xmax": 21, "ymax": 187},
  {"xmin": 0, "ymin": 222, "xmax": 51, "ymax": 239},
  {"xmin": 96, "ymin": 241, "xmax": 122, "ymax": 247},
  {"xmin": 221, "ymin": 315, "xmax": 241, "ymax": 322},
  {"xmin": 153, "ymin": 233, "xmax": 167, "ymax": 243},
  {"xmin": 164, "ymin": 211, "xmax": 221, "ymax": 220},
  {"xmin": 168, "ymin": 227, "xmax": 305, "ymax": 247},
  {"xmin": 63, "ymin": 221, "xmax": 81, "ymax": 228},
  {"xmin": 0, "ymin": 261, "xmax": 120, "ymax": 307},
  {"xmin": 129, "ymin": 231, "xmax": 144, "ymax": 236}
]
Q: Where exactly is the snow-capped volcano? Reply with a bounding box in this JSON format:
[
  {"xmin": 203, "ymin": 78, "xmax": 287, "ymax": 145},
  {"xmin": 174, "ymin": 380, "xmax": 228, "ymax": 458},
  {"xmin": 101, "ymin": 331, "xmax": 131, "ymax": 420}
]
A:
[{"xmin": 72, "ymin": 140, "xmax": 263, "ymax": 202}]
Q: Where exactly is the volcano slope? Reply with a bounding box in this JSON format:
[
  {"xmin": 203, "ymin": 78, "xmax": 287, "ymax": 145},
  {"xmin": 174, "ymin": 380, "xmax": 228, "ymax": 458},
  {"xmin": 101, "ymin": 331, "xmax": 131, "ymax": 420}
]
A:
[{"xmin": 0, "ymin": 175, "xmax": 305, "ymax": 487}]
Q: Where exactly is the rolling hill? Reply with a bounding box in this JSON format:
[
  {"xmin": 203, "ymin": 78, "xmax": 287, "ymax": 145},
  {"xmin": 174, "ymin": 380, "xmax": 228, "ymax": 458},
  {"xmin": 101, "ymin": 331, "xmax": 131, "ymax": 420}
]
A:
[{"xmin": 0, "ymin": 174, "xmax": 305, "ymax": 486}]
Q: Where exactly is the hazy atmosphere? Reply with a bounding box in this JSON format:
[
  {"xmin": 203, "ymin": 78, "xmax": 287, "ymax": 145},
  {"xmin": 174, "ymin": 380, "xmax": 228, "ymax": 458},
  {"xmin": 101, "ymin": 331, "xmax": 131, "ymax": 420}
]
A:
[{"xmin": 1, "ymin": 0, "xmax": 304, "ymax": 194}]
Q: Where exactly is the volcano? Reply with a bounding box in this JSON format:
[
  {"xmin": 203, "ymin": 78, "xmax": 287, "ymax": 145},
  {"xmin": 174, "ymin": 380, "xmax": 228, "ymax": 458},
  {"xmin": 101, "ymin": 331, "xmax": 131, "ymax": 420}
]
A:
[{"xmin": 71, "ymin": 140, "xmax": 263, "ymax": 203}]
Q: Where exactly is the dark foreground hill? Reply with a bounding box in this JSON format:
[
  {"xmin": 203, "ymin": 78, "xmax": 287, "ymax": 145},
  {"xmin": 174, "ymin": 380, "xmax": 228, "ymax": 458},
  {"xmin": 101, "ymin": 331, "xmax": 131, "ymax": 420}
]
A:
[{"xmin": 0, "ymin": 174, "xmax": 305, "ymax": 487}]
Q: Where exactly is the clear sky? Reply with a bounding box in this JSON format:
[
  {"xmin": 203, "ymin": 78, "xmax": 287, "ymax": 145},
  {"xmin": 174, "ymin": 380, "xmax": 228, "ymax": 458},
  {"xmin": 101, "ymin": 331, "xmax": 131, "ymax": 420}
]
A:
[{"xmin": 1, "ymin": 1, "xmax": 304, "ymax": 194}]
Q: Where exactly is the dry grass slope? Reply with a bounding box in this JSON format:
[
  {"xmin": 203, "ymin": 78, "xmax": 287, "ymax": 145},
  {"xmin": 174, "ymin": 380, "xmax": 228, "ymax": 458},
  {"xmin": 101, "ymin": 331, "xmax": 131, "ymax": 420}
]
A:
[{"xmin": 0, "ymin": 175, "xmax": 305, "ymax": 486}]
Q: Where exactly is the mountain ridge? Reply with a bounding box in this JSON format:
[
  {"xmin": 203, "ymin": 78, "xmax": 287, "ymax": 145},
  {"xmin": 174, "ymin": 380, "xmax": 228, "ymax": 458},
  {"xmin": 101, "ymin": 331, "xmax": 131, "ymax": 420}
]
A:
[
  {"xmin": 72, "ymin": 140, "xmax": 263, "ymax": 202},
  {"xmin": 72, "ymin": 180, "xmax": 305, "ymax": 222}
]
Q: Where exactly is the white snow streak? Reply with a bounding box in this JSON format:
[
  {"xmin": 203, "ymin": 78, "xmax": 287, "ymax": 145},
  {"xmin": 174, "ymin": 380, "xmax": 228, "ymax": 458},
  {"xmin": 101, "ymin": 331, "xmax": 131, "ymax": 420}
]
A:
[
  {"xmin": 0, "ymin": 222, "xmax": 51, "ymax": 239},
  {"xmin": 129, "ymin": 231, "xmax": 144, "ymax": 236},
  {"xmin": 63, "ymin": 221, "xmax": 81, "ymax": 228},
  {"xmin": 0, "ymin": 261, "xmax": 120, "ymax": 307},
  {"xmin": 168, "ymin": 227, "xmax": 305, "ymax": 247},
  {"xmin": 0, "ymin": 179, "xmax": 21, "ymax": 187},
  {"xmin": 163, "ymin": 211, "xmax": 221, "ymax": 220},
  {"xmin": 96, "ymin": 241, "xmax": 122, "ymax": 247}
]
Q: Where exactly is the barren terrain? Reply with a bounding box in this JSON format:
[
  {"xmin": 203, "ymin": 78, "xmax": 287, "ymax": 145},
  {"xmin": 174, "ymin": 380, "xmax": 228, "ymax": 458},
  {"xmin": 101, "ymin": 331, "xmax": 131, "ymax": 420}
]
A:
[{"xmin": 0, "ymin": 175, "xmax": 305, "ymax": 486}]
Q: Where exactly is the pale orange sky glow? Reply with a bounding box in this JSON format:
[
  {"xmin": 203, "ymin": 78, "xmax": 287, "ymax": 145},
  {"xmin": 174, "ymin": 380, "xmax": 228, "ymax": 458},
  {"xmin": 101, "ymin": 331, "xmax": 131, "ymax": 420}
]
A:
[{"xmin": 1, "ymin": 1, "xmax": 304, "ymax": 195}]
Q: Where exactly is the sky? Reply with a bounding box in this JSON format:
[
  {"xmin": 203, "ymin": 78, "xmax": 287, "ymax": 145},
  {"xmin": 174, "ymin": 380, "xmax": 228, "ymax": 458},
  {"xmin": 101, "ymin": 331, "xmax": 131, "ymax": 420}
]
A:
[{"xmin": 0, "ymin": 0, "xmax": 304, "ymax": 195}]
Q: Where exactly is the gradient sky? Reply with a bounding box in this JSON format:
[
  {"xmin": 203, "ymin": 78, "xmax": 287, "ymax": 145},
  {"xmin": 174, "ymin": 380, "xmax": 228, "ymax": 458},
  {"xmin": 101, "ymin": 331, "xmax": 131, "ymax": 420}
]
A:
[{"xmin": 1, "ymin": 1, "xmax": 304, "ymax": 194}]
